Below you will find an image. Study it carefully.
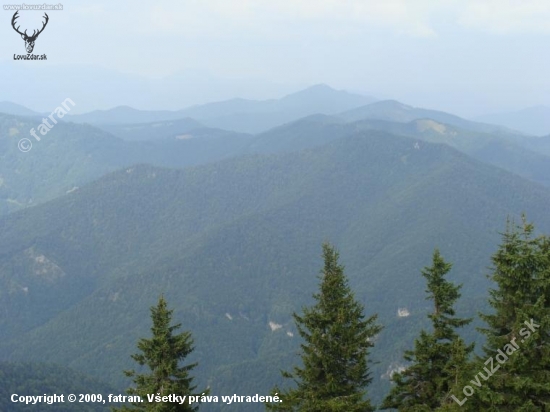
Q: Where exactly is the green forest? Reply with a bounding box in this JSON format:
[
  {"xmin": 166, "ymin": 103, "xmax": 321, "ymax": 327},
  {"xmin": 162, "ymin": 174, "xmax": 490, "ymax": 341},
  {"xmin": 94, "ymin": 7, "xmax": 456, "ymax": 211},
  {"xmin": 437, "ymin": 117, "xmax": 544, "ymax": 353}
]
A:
[{"xmin": 56, "ymin": 218, "xmax": 545, "ymax": 411}]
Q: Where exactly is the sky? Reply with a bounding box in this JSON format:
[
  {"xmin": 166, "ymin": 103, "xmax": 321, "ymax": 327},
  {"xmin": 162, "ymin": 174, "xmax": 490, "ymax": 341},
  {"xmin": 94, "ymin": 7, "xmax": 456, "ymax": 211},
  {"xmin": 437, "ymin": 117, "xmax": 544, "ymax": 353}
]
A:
[{"xmin": 1, "ymin": 0, "xmax": 550, "ymax": 116}]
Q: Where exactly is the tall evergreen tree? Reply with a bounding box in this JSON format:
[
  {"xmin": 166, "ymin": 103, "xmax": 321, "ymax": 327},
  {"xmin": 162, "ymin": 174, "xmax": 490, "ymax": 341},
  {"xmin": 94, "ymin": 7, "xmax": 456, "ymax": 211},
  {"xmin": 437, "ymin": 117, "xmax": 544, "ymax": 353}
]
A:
[
  {"xmin": 471, "ymin": 218, "xmax": 550, "ymax": 410},
  {"xmin": 115, "ymin": 295, "xmax": 201, "ymax": 412},
  {"xmin": 268, "ymin": 243, "xmax": 382, "ymax": 412},
  {"xmin": 381, "ymin": 249, "xmax": 473, "ymax": 411}
]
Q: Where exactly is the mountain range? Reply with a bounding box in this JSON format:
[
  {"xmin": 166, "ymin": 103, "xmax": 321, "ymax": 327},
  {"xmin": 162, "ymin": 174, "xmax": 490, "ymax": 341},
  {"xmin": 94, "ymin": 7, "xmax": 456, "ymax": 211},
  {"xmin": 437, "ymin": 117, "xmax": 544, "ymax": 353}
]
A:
[
  {"xmin": 3, "ymin": 86, "xmax": 550, "ymax": 410},
  {"xmin": 66, "ymin": 84, "xmax": 376, "ymax": 134},
  {"xmin": 3, "ymin": 92, "xmax": 550, "ymax": 217},
  {"xmin": 3, "ymin": 129, "xmax": 550, "ymax": 410}
]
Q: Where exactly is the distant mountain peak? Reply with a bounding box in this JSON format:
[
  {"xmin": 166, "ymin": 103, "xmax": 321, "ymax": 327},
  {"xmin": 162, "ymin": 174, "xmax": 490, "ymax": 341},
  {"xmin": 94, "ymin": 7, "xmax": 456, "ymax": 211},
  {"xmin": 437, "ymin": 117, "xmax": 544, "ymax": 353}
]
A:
[
  {"xmin": 281, "ymin": 84, "xmax": 335, "ymax": 99},
  {"xmin": 339, "ymin": 99, "xmax": 522, "ymax": 136},
  {"xmin": 299, "ymin": 83, "xmax": 336, "ymax": 92},
  {"xmin": 282, "ymin": 84, "xmax": 362, "ymax": 101}
]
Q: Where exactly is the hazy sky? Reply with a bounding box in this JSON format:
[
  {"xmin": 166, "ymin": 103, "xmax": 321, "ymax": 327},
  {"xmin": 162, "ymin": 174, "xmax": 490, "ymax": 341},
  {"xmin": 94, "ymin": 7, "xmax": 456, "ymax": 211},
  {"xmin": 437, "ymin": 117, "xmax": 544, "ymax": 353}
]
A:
[{"xmin": 1, "ymin": 0, "xmax": 550, "ymax": 116}]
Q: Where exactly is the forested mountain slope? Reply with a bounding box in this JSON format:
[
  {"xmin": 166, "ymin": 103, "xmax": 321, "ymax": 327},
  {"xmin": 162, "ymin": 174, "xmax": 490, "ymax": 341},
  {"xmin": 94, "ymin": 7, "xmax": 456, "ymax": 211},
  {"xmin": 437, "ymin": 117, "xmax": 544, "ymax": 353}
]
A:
[
  {"xmin": 2, "ymin": 131, "xmax": 550, "ymax": 410},
  {"xmin": 0, "ymin": 113, "xmax": 251, "ymax": 215}
]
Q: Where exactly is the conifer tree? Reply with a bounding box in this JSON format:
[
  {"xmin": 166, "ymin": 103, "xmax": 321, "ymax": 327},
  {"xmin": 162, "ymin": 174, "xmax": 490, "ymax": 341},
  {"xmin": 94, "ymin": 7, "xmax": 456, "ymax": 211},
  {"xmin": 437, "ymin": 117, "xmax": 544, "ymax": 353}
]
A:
[
  {"xmin": 268, "ymin": 243, "xmax": 382, "ymax": 412},
  {"xmin": 115, "ymin": 295, "xmax": 201, "ymax": 412},
  {"xmin": 471, "ymin": 218, "xmax": 550, "ymax": 410},
  {"xmin": 381, "ymin": 249, "xmax": 473, "ymax": 411}
]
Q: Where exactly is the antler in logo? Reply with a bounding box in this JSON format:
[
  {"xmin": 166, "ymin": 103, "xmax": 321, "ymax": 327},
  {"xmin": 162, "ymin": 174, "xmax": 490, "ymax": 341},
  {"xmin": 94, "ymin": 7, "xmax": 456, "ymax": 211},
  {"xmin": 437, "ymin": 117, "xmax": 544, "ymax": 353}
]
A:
[{"xmin": 11, "ymin": 11, "xmax": 49, "ymax": 54}]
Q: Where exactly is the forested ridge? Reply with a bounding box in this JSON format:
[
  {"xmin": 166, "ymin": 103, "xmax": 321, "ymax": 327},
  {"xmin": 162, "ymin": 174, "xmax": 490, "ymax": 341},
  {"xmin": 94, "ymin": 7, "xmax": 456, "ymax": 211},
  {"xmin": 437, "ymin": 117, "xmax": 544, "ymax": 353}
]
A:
[
  {"xmin": 1, "ymin": 102, "xmax": 550, "ymax": 410},
  {"xmin": 109, "ymin": 224, "xmax": 550, "ymax": 410}
]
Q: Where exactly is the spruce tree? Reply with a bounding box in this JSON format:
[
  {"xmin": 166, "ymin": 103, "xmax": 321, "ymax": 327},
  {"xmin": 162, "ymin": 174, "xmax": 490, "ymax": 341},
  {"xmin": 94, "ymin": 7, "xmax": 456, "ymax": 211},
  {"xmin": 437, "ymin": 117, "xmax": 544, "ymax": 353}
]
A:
[
  {"xmin": 381, "ymin": 249, "xmax": 473, "ymax": 411},
  {"xmin": 471, "ymin": 218, "xmax": 550, "ymax": 410},
  {"xmin": 268, "ymin": 243, "xmax": 382, "ymax": 412},
  {"xmin": 115, "ymin": 296, "xmax": 201, "ymax": 412}
]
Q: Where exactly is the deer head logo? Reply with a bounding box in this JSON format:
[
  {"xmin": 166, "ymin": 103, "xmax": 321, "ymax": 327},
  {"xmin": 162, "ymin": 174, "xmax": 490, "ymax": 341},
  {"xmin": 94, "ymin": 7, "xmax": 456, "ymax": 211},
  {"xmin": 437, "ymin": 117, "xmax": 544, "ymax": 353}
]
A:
[{"xmin": 11, "ymin": 11, "xmax": 49, "ymax": 54}]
